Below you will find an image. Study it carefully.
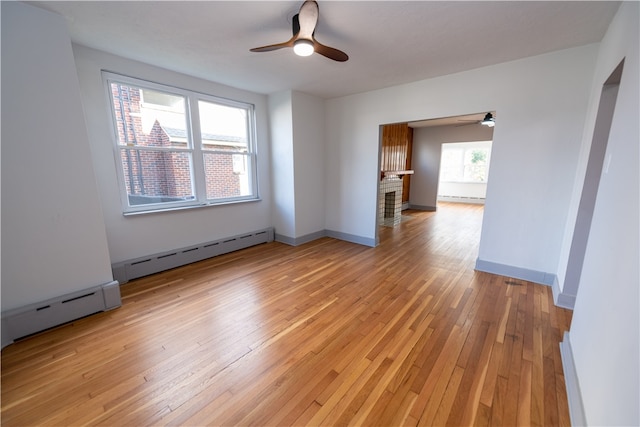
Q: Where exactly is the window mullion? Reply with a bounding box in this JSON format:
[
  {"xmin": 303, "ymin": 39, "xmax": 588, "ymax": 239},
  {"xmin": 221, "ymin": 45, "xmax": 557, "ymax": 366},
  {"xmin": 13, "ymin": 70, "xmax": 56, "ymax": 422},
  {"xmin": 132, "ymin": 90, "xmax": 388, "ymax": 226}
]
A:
[{"xmin": 189, "ymin": 97, "xmax": 207, "ymax": 205}]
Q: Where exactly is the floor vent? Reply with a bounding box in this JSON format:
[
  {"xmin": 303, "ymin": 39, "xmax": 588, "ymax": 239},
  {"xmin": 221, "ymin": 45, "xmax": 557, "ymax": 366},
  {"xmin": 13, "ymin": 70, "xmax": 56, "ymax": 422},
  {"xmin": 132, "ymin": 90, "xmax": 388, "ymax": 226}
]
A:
[
  {"xmin": 111, "ymin": 228, "xmax": 274, "ymax": 284},
  {"xmin": 505, "ymin": 280, "xmax": 523, "ymax": 286}
]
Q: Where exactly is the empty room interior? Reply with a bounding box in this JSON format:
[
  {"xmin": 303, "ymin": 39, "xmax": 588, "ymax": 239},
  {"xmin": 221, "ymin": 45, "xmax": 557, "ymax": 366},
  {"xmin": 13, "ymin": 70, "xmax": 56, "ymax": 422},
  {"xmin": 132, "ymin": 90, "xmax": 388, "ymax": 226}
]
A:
[{"xmin": 1, "ymin": 1, "xmax": 638, "ymax": 426}]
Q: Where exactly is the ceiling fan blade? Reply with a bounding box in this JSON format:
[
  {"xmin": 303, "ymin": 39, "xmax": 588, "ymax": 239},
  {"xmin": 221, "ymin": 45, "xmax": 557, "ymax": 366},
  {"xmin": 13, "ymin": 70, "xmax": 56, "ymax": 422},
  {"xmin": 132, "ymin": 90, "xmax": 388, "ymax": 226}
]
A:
[
  {"xmin": 250, "ymin": 38, "xmax": 296, "ymax": 53},
  {"xmin": 250, "ymin": 12, "xmax": 301, "ymax": 53},
  {"xmin": 313, "ymin": 39, "xmax": 349, "ymax": 62},
  {"xmin": 297, "ymin": 0, "xmax": 319, "ymax": 40}
]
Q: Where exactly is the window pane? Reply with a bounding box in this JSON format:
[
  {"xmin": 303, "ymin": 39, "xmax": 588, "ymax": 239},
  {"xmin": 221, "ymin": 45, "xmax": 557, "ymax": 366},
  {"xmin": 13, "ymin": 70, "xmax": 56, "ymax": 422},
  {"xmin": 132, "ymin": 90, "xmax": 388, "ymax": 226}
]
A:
[
  {"xmin": 464, "ymin": 148, "xmax": 489, "ymax": 182},
  {"xmin": 440, "ymin": 142, "xmax": 492, "ymax": 183},
  {"xmin": 120, "ymin": 149, "xmax": 195, "ymax": 206},
  {"xmin": 203, "ymin": 152, "xmax": 251, "ymax": 199},
  {"xmin": 110, "ymin": 83, "xmax": 189, "ymax": 149},
  {"xmin": 440, "ymin": 148, "xmax": 464, "ymax": 181},
  {"xmin": 198, "ymin": 100, "xmax": 248, "ymax": 152},
  {"xmin": 105, "ymin": 72, "xmax": 258, "ymax": 213}
]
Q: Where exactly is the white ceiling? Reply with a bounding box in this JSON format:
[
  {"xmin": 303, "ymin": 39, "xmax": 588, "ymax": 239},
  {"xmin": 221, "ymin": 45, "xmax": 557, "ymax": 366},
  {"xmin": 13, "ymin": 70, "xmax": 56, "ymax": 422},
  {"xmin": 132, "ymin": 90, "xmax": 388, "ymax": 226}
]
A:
[{"xmin": 28, "ymin": 1, "xmax": 620, "ymax": 100}]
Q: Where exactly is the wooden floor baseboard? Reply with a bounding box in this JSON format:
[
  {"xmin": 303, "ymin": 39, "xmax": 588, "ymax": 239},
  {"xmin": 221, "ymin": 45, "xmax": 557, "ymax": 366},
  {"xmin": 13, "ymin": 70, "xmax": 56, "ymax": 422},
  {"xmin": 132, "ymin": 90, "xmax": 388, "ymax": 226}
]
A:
[{"xmin": 1, "ymin": 203, "xmax": 572, "ymax": 426}]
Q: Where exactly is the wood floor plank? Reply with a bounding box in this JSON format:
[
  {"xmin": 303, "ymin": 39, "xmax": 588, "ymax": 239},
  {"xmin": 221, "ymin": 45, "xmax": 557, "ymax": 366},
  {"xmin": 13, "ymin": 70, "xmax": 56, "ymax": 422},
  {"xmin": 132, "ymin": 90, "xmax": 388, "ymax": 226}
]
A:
[
  {"xmin": 1, "ymin": 203, "xmax": 573, "ymax": 426},
  {"xmin": 475, "ymin": 402, "xmax": 493, "ymax": 427},
  {"xmin": 408, "ymin": 323, "xmax": 468, "ymax": 420},
  {"xmin": 376, "ymin": 368, "xmax": 421, "ymax": 426},
  {"xmin": 275, "ymin": 369, "xmax": 340, "ymax": 426},
  {"xmin": 479, "ymin": 341, "xmax": 504, "ymax": 408},
  {"xmin": 431, "ymin": 365, "xmax": 466, "ymax": 426},
  {"xmin": 517, "ymin": 359, "xmax": 533, "ymax": 426},
  {"xmin": 491, "ymin": 375, "xmax": 509, "ymax": 426}
]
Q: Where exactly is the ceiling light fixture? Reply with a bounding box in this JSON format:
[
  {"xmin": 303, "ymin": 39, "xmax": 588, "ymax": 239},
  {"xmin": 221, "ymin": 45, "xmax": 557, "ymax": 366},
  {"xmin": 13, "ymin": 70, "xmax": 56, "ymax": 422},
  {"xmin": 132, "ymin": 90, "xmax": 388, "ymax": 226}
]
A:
[
  {"xmin": 250, "ymin": 1, "xmax": 348, "ymax": 62},
  {"xmin": 293, "ymin": 39, "xmax": 314, "ymax": 56},
  {"xmin": 481, "ymin": 112, "xmax": 495, "ymax": 127}
]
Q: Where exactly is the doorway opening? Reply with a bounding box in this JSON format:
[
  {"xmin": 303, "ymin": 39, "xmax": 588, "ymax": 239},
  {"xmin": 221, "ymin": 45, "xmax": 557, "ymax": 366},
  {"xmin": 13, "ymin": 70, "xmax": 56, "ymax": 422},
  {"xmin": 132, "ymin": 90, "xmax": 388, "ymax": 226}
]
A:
[{"xmin": 376, "ymin": 112, "xmax": 496, "ymax": 245}]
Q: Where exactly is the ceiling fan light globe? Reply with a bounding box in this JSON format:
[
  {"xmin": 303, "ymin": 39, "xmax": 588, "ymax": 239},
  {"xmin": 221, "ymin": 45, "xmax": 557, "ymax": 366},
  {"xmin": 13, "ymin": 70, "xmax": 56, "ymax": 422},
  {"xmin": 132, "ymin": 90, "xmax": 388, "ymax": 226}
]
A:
[{"xmin": 293, "ymin": 39, "xmax": 314, "ymax": 57}]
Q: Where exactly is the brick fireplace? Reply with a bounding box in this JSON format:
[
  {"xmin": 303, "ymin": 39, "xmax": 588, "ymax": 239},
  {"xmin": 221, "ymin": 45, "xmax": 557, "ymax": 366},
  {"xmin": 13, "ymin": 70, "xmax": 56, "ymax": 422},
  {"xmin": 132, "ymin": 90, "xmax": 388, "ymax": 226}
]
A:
[{"xmin": 378, "ymin": 175, "xmax": 403, "ymax": 226}]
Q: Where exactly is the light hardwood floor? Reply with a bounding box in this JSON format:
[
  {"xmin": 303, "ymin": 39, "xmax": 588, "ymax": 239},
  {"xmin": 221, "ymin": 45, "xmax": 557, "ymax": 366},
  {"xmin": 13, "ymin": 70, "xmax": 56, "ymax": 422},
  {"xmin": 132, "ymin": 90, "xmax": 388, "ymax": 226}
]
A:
[{"xmin": 1, "ymin": 203, "xmax": 572, "ymax": 426}]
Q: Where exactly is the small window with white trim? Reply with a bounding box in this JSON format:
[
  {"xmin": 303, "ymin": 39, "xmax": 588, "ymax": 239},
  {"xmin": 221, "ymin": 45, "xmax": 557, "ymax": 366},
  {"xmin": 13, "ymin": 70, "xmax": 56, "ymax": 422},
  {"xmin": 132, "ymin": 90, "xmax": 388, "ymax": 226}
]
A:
[
  {"xmin": 440, "ymin": 141, "xmax": 492, "ymax": 183},
  {"xmin": 104, "ymin": 72, "xmax": 258, "ymax": 213}
]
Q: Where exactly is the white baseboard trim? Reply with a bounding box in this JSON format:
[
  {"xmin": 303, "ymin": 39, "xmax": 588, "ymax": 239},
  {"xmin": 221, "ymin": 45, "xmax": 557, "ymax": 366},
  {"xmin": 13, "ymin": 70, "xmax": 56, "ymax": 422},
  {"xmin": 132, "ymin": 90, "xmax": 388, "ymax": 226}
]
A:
[
  {"xmin": 325, "ymin": 229, "xmax": 377, "ymax": 247},
  {"xmin": 408, "ymin": 204, "xmax": 437, "ymax": 211},
  {"xmin": 552, "ymin": 276, "xmax": 576, "ymax": 310},
  {"xmin": 275, "ymin": 230, "xmax": 327, "ymax": 246},
  {"xmin": 560, "ymin": 331, "xmax": 587, "ymax": 426},
  {"xmin": 276, "ymin": 229, "xmax": 377, "ymax": 248},
  {"xmin": 475, "ymin": 258, "xmax": 556, "ymax": 286}
]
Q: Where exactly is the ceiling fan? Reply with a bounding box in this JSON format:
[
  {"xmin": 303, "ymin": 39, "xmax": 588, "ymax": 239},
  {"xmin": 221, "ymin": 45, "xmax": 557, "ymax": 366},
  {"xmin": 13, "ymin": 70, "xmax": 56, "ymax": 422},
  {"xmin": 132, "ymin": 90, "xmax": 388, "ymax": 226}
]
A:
[
  {"xmin": 455, "ymin": 112, "xmax": 496, "ymax": 127},
  {"xmin": 480, "ymin": 112, "xmax": 495, "ymax": 127},
  {"xmin": 250, "ymin": 0, "xmax": 349, "ymax": 62}
]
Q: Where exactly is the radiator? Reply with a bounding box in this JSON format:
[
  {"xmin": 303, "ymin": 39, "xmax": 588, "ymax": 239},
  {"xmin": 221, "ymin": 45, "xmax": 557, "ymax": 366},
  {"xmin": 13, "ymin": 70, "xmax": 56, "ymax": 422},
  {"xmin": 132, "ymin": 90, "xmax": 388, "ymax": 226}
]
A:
[
  {"xmin": 1, "ymin": 280, "xmax": 121, "ymax": 347},
  {"xmin": 111, "ymin": 227, "xmax": 274, "ymax": 284}
]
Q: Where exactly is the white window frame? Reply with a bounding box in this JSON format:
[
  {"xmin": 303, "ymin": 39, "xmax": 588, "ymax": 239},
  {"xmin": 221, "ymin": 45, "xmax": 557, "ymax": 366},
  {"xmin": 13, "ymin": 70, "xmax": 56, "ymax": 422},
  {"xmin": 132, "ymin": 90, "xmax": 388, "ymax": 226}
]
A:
[
  {"xmin": 103, "ymin": 72, "xmax": 259, "ymax": 214},
  {"xmin": 439, "ymin": 141, "xmax": 492, "ymax": 184}
]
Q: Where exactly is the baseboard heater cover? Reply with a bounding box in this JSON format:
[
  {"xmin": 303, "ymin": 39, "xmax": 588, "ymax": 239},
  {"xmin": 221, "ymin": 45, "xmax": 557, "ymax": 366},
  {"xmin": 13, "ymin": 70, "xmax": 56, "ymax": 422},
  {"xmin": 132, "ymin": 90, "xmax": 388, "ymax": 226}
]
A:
[
  {"xmin": 1, "ymin": 280, "xmax": 121, "ymax": 347},
  {"xmin": 437, "ymin": 195, "xmax": 486, "ymax": 204},
  {"xmin": 112, "ymin": 227, "xmax": 275, "ymax": 284}
]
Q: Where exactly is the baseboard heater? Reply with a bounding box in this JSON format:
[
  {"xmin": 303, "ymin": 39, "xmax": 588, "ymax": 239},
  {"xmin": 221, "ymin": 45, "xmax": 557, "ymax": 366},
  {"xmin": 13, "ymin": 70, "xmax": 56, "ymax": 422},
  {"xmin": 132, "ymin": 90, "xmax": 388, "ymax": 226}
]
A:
[
  {"xmin": 438, "ymin": 195, "xmax": 485, "ymax": 200},
  {"xmin": 111, "ymin": 227, "xmax": 275, "ymax": 284},
  {"xmin": 437, "ymin": 195, "xmax": 486, "ymax": 204},
  {"xmin": 1, "ymin": 280, "xmax": 121, "ymax": 348}
]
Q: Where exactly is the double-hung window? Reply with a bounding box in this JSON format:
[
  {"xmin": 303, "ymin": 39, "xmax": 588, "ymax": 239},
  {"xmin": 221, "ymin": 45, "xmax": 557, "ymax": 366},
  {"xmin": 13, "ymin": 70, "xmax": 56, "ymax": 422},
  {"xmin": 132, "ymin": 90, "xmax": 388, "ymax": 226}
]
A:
[{"xmin": 104, "ymin": 72, "xmax": 258, "ymax": 214}]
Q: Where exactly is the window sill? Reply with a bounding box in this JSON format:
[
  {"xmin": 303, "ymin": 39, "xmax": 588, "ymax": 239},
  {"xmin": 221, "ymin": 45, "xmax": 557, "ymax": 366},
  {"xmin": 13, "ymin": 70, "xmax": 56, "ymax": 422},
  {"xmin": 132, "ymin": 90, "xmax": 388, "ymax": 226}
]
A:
[{"xmin": 122, "ymin": 197, "xmax": 262, "ymax": 217}]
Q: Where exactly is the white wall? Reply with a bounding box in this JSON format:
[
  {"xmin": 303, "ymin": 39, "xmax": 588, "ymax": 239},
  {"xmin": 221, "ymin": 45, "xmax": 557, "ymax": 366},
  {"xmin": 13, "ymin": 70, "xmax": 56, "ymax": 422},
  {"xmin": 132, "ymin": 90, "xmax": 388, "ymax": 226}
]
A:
[
  {"xmin": 269, "ymin": 91, "xmax": 296, "ymax": 238},
  {"xmin": 73, "ymin": 46, "xmax": 272, "ymax": 264},
  {"xmin": 410, "ymin": 127, "xmax": 442, "ymax": 209},
  {"xmin": 269, "ymin": 90, "xmax": 325, "ymax": 242},
  {"xmin": 326, "ymin": 45, "xmax": 598, "ymax": 277},
  {"xmin": 565, "ymin": 2, "xmax": 639, "ymax": 425},
  {"xmin": 411, "ymin": 124, "xmax": 493, "ymax": 208},
  {"xmin": 292, "ymin": 91, "xmax": 326, "ymax": 238},
  {"xmin": 438, "ymin": 182, "xmax": 487, "ymax": 200},
  {"xmin": 1, "ymin": 3, "xmax": 114, "ymax": 311}
]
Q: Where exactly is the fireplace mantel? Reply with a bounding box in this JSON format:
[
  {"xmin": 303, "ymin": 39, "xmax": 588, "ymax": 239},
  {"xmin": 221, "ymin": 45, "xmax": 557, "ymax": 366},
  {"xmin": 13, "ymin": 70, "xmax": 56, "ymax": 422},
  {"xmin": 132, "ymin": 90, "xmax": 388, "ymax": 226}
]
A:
[{"xmin": 381, "ymin": 170, "xmax": 414, "ymax": 179}]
